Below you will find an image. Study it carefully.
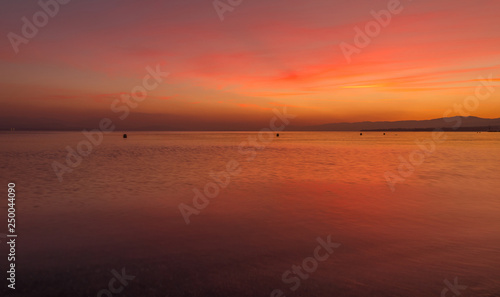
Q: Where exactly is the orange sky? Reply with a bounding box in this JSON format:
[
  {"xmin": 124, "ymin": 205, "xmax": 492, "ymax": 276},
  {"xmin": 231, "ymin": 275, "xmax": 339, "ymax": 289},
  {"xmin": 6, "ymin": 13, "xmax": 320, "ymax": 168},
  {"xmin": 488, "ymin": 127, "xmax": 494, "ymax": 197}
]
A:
[{"xmin": 1, "ymin": 0, "xmax": 499, "ymax": 129}]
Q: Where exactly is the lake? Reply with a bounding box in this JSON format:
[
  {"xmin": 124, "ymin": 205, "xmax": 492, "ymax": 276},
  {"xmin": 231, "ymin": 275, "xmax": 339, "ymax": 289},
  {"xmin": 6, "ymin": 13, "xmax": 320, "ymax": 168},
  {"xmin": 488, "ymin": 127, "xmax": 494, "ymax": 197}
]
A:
[{"xmin": 0, "ymin": 131, "xmax": 499, "ymax": 296}]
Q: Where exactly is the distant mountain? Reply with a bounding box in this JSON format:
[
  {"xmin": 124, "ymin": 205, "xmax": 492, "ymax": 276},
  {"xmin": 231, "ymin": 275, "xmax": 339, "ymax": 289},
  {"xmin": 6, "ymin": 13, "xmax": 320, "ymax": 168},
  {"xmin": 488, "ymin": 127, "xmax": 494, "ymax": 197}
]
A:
[
  {"xmin": 290, "ymin": 117, "xmax": 500, "ymax": 131},
  {"xmin": 2, "ymin": 115, "xmax": 500, "ymax": 132}
]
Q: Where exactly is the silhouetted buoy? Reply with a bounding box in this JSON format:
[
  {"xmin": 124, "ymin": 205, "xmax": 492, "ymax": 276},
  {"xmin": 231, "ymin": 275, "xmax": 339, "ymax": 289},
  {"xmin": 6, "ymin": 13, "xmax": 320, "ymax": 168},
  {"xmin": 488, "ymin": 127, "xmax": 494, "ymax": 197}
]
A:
[
  {"xmin": 123, "ymin": 134, "xmax": 127, "ymax": 139},
  {"xmin": 360, "ymin": 133, "xmax": 362, "ymax": 136},
  {"xmin": 383, "ymin": 133, "xmax": 386, "ymax": 135},
  {"xmin": 276, "ymin": 133, "xmax": 279, "ymax": 137}
]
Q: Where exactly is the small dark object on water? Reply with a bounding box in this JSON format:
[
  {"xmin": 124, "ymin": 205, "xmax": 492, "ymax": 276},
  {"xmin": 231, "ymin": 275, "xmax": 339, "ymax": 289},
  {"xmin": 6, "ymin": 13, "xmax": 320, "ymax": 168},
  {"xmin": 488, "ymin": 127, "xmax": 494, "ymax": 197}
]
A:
[
  {"xmin": 123, "ymin": 134, "xmax": 127, "ymax": 139},
  {"xmin": 383, "ymin": 133, "xmax": 386, "ymax": 135},
  {"xmin": 360, "ymin": 133, "xmax": 362, "ymax": 136},
  {"xmin": 277, "ymin": 133, "xmax": 280, "ymax": 137}
]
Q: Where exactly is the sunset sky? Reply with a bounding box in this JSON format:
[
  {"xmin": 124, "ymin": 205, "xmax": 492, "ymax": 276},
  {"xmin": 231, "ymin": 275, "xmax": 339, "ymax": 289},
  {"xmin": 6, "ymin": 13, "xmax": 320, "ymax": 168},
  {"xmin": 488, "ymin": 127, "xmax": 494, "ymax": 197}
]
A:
[{"xmin": 1, "ymin": 0, "xmax": 499, "ymax": 130}]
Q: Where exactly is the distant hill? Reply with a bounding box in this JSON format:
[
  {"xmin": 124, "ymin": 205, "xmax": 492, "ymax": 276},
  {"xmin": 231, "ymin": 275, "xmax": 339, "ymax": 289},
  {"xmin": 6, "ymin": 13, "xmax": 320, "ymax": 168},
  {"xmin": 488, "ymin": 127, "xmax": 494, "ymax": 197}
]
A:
[
  {"xmin": 290, "ymin": 117, "xmax": 500, "ymax": 131},
  {"xmin": 2, "ymin": 115, "xmax": 500, "ymax": 132}
]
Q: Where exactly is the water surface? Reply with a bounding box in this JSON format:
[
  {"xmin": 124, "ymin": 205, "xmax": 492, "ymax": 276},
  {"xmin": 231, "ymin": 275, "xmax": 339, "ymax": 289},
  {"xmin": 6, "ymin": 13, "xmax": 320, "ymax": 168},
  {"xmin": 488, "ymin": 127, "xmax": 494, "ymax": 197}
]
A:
[{"xmin": 0, "ymin": 131, "xmax": 499, "ymax": 296}]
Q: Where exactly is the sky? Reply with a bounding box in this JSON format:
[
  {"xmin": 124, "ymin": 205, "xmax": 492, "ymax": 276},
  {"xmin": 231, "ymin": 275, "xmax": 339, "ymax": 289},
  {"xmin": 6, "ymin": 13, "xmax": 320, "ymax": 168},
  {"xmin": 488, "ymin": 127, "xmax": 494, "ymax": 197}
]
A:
[{"xmin": 1, "ymin": 0, "xmax": 500, "ymax": 130}]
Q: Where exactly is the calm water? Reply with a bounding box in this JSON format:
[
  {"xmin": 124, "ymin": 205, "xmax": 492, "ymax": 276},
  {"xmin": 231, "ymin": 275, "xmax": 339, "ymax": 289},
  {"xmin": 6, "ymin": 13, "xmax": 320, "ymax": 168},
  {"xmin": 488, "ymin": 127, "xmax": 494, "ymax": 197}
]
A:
[{"xmin": 0, "ymin": 131, "xmax": 499, "ymax": 296}]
